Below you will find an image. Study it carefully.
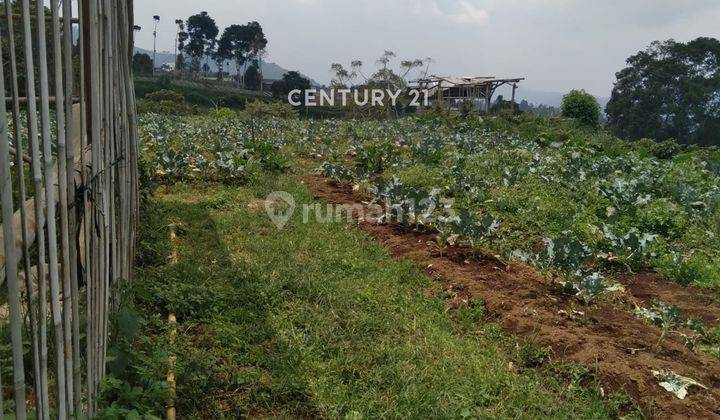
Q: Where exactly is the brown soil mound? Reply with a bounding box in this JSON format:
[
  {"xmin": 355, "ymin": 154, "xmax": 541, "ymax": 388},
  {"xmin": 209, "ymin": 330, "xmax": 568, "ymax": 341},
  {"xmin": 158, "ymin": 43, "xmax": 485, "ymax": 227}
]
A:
[{"xmin": 300, "ymin": 174, "xmax": 720, "ymax": 419}]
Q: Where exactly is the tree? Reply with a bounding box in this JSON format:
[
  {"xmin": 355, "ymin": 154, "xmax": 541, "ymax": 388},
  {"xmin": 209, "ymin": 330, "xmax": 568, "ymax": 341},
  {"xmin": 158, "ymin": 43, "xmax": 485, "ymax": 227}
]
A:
[
  {"xmin": 561, "ymin": 90, "xmax": 601, "ymax": 128},
  {"xmin": 176, "ymin": 53, "xmax": 186, "ymax": 72},
  {"xmin": 366, "ymin": 50, "xmax": 431, "ymax": 90},
  {"xmin": 330, "ymin": 63, "xmax": 356, "ymax": 88},
  {"xmin": 271, "ymin": 71, "xmax": 311, "ymax": 103},
  {"xmin": 133, "ymin": 53, "xmax": 153, "ymax": 75},
  {"xmin": 174, "ymin": 19, "xmax": 184, "ymax": 72},
  {"xmin": 1, "ymin": 1, "xmax": 54, "ymax": 96},
  {"xmin": 244, "ymin": 63, "xmax": 261, "ymax": 90},
  {"xmin": 178, "ymin": 11, "xmax": 219, "ymax": 76},
  {"xmin": 606, "ymin": 38, "xmax": 720, "ymax": 145},
  {"xmin": 217, "ymin": 22, "xmax": 267, "ymax": 87}
]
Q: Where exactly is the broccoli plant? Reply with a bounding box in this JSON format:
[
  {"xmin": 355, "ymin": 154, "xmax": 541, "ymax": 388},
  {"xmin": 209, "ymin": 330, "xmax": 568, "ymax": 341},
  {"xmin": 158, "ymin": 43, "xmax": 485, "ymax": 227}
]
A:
[
  {"xmin": 513, "ymin": 235, "xmax": 611, "ymax": 304},
  {"xmin": 575, "ymin": 272, "xmax": 606, "ymax": 305},
  {"xmin": 635, "ymin": 302, "xmax": 682, "ymax": 347},
  {"xmin": 320, "ymin": 161, "xmax": 355, "ymax": 182},
  {"xmin": 438, "ymin": 209, "xmax": 500, "ymax": 248},
  {"xmin": 370, "ymin": 177, "xmax": 440, "ymax": 227},
  {"xmin": 600, "ymin": 224, "xmax": 658, "ymax": 269}
]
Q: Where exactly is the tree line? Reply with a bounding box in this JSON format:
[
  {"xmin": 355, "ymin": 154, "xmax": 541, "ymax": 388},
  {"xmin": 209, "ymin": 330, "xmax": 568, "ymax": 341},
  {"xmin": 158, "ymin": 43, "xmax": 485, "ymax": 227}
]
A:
[
  {"xmin": 134, "ymin": 11, "xmax": 268, "ymax": 89},
  {"xmin": 606, "ymin": 37, "xmax": 720, "ymax": 146}
]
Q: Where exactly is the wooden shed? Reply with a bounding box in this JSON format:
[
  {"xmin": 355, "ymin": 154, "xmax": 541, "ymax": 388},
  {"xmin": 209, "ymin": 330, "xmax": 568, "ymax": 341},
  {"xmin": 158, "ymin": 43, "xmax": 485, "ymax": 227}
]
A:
[{"xmin": 410, "ymin": 76, "xmax": 525, "ymax": 112}]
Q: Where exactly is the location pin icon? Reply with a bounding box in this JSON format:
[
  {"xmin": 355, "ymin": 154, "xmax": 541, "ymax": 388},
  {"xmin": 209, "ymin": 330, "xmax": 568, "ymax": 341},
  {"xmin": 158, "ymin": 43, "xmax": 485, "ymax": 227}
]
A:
[{"xmin": 265, "ymin": 191, "xmax": 296, "ymax": 230}]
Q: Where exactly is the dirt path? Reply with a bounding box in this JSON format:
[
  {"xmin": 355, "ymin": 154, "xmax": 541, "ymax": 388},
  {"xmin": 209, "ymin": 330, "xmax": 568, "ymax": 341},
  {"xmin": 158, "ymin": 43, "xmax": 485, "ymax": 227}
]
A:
[{"xmin": 300, "ymin": 174, "xmax": 720, "ymax": 419}]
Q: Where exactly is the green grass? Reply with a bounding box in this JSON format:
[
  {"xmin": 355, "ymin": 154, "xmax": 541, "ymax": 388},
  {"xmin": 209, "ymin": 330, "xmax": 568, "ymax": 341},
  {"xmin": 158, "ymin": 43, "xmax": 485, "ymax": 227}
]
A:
[{"xmin": 103, "ymin": 174, "xmax": 638, "ymax": 418}]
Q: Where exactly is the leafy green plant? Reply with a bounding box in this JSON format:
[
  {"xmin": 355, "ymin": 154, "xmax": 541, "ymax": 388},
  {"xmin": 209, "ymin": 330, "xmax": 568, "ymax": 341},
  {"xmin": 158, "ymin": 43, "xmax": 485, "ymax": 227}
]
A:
[
  {"xmin": 575, "ymin": 272, "xmax": 606, "ymax": 305},
  {"xmin": 138, "ymin": 89, "xmax": 196, "ymax": 115},
  {"xmin": 634, "ymin": 302, "xmax": 682, "ymax": 346},
  {"xmin": 515, "ymin": 340, "xmax": 550, "ymax": 368},
  {"xmin": 320, "ymin": 161, "xmax": 354, "ymax": 182},
  {"xmin": 600, "ymin": 225, "xmax": 658, "ymax": 268},
  {"xmin": 354, "ymin": 141, "xmax": 395, "ymax": 178},
  {"xmin": 561, "ymin": 90, "xmax": 601, "ymax": 129},
  {"xmin": 440, "ymin": 209, "xmax": 500, "ymax": 247}
]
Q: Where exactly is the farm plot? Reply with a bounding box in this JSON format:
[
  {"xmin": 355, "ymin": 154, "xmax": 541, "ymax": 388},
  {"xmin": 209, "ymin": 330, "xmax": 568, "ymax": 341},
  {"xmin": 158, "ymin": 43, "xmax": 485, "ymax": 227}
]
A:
[{"xmin": 135, "ymin": 110, "xmax": 720, "ymax": 417}]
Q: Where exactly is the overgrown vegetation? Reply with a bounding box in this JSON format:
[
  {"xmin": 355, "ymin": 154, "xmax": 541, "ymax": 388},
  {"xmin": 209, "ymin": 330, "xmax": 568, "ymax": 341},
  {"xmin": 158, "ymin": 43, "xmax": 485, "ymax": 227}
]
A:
[{"xmin": 134, "ymin": 76, "xmax": 269, "ymax": 110}]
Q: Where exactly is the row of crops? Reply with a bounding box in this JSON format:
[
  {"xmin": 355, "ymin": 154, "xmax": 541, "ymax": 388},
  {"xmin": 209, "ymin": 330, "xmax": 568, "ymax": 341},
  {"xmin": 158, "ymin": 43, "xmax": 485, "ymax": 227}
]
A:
[{"xmin": 140, "ymin": 111, "xmax": 720, "ymax": 292}]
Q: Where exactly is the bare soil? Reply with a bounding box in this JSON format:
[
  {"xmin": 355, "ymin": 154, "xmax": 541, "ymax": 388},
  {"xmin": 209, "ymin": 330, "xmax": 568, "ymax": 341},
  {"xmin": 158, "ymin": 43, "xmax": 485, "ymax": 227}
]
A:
[{"xmin": 301, "ymin": 174, "xmax": 720, "ymax": 419}]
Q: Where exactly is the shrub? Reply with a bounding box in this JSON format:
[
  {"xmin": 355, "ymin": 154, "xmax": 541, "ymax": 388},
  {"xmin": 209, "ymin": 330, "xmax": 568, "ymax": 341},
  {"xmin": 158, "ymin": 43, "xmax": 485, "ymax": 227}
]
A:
[
  {"xmin": 207, "ymin": 107, "xmax": 238, "ymax": 119},
  {"xmin": 635, "ymin": 138, "xmax": 683, "ymax": 159},
  {"xmin": 145, "ymin": 89, "xmax": 184, "ymax": 103},
  {"xmin": 561, "ymin": 89, "xmax": 601, "ymax": 129},
  {"xmin": 655, "ymin": 252, "xmax": 720, "ymax": 287},
  {"xmin": 242, "ymin": 100, "xmax": 298, "ymax": 119},
  {"xmin": 636, "ymin": 198, "xmax": 687, "ymax": 238},
  {"xmin": 137, "ymin": 89, "xmax": 195, "ymax": 115},
  {"xmin": 458, "ymin": 99, "xmax": 475, "ymax": 117}
]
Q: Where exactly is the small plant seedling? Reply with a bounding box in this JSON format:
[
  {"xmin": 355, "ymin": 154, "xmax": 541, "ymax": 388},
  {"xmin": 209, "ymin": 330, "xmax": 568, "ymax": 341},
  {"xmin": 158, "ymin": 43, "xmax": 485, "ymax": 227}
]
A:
[
  {"xmin": 515, "ymin": 340, "xmax": 550, "ymax": 368},
  {"xmin": 656, "ymin": 303, "xmax": 682, "ymax": 347}
]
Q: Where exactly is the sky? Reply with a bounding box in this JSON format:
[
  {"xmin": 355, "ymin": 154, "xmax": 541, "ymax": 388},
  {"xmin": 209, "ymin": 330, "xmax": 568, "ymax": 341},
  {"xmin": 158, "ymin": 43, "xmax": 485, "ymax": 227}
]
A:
[{"xmin": 133, "ymin": 0, "xmax": 720, "ymax": 97}]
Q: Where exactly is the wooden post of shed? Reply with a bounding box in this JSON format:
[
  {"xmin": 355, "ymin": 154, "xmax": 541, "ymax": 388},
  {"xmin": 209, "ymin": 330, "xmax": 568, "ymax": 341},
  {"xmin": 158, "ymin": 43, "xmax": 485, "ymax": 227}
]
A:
[
  {"xmin": 511, "ymin": 83, "xmax": 517, "ymax": 107},
  {"xmin": 437, "ymin": 80, "xmax": 443, "ymax": 107},
  {"xmin": 485, "ymin": 83, "xmax": 491, "ymax": 113}
]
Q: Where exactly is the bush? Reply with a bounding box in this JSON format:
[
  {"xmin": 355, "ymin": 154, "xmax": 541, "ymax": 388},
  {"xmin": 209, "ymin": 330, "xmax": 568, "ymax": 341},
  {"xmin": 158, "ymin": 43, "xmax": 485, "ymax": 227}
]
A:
[
  {"xmin": 137, "ymin": 89, "xmax": 194, "ymax": 115},
  {"xmin": 636, "ymin": 198, "xmax": 687, "ymax": 238},
  {"xmin": 655, "ymin": 252, "xmax": 720, "ymax": 288},
  {"xmin": 145, "ymin": 89, "xmax": 184, "ymax": 103},
  {"xmin": 561, "ymin": 90, "xmax": 601, "ymax": 129},
  {"xmin": 207, "ymin": 107, "xmax": 238, "ymax": 120},
  {"xmin": 458, "ymin": 99, "xmax": 475, "ymax": 117},
  {"xmin": 635, "ymin": 138, "xmax": 683, "ymax": 159},
  {"xmin": 132, "ymin": 53, "xmax": 153, "ymax": 75},
  {"xmin": 242, "ymin": 100, "xmax": 298, "ymax": 119}
]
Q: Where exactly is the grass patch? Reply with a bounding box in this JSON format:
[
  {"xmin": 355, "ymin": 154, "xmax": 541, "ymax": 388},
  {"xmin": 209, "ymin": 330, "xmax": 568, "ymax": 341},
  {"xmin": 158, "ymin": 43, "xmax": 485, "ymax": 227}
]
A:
[{"xmin": 106, "ymin": 174, "xmax": 637, "ymax": 418}]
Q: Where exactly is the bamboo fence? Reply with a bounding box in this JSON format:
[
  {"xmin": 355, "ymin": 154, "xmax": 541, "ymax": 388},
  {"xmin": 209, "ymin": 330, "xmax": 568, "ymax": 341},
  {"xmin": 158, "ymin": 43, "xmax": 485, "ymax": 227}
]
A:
[{"xmin": 0, "ymin": 0, "xmax": 138, "ymax": 418}]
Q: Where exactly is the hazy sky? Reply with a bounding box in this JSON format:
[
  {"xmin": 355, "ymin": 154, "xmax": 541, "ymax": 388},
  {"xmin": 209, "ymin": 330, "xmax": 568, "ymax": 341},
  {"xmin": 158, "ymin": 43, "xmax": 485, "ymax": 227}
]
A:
[{"xmin": 134, "ymin": 0, "xmax": 720, "ymax": 97}]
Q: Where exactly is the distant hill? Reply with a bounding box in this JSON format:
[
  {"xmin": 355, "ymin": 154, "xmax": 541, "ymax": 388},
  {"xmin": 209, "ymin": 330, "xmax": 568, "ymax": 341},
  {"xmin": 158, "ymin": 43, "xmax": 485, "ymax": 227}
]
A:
[
  {"xmin": 496, "ymin": 85, "xmax": 609, "ymax": 111},
  {"xmin": 134, "ymin": 47, "xmax": 319, "ymax": 86}
]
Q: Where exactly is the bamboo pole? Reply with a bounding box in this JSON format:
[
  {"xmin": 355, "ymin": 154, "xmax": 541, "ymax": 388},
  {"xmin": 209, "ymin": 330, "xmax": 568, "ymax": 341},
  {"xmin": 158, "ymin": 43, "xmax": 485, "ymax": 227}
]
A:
[
  {"xmin": 167, "ymin": 224, "xmax": 179, "ymax": 420},
  {"xmin": 20, "ymin": 1, "xmax": 51, "ymax": 417},
  {"xmin": 4, "ymin": 1, "xmax": 43, "ymax": 416},
  {"xmin": 36, "ymin": 0, "xmax": 68, "ymax": 416},
  {"xmin": 87, "ymin": 0, "xmax": 103, "ymax": 409},
  {"xmin": 62, "ymin": 0, "xmax": 83, "ymax": 414},
  {"xmin": 0, "ymin": 18, "xmax": 26, "ymax": 420},
  {"xmin": 50, "ymin": 0, "xmax": 75, "ymax": 412}
]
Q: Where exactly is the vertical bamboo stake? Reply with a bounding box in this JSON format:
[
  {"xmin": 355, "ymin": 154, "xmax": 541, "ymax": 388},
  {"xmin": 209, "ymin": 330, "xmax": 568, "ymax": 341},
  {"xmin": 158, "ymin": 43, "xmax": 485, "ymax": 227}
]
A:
[
  {"xmin": 62, "ymin": 0, "xmax": 83, "ymax": 414},
  {"xmin": 0, "ymin": 24, "xmax": 26, "ymax": 420},
  {"xmin": 101, "ymin": 0, "xmax": 113, "ymax": 380},
  {"xmin": 50, "ymin": 0, "xmax": 75, "ymax": 412},
  {"xmin": 19, "ymin": 1, "xmax": 51, "ymax": 417},
  {"xmin": 4, "ymin": 1, "xmax": 43, "ymax": 416},
  {"xmin": 0, "ymin": 361, "xmax": 3, "ymax": 418},
  {"xmin": 167, "ymin": 224, "xmax": 179, "ymax": 420},
  {"xmin": 87, "ymin": 0, "xmax": 103, "ymax": 408},
  {"xmin": 35, "ymin": 0, "xmax": 68, "ymax": 416},
  {"xmin": 78, "ymin": 0, "xmax": 97, "ymax": 414}
]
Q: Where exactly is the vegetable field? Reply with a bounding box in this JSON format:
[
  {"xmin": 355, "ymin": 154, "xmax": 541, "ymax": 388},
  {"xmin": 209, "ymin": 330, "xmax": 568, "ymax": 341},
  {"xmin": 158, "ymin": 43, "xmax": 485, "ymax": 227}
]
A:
[
  {"xmin": 129, "ymin": 108, "xmax": 720, "ymax": 418},
  {"xmin": 140, "ymin": 112, "xmax": 720, "ymax": 290}
]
